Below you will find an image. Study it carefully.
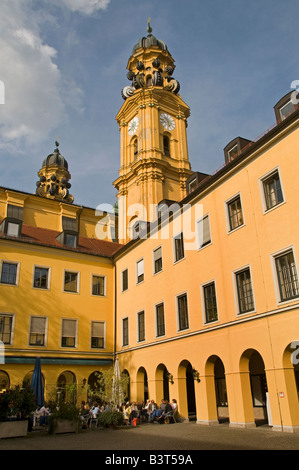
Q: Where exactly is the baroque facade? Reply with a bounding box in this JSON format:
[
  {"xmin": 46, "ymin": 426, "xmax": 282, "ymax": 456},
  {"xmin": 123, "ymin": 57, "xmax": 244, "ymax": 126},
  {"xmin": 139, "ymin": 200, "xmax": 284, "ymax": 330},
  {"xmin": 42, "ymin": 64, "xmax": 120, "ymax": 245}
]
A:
[{"xmin": 1, "ymin": 23, "xmax": 299, "ymax": 432}]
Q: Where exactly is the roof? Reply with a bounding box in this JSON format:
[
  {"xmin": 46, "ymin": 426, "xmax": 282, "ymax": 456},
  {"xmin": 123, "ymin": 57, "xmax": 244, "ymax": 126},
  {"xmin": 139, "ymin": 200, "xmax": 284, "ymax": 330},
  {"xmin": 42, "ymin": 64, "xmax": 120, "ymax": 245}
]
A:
[{"xmin": 0, "ymin": 223, "xmax": 123, "ymax": 258}]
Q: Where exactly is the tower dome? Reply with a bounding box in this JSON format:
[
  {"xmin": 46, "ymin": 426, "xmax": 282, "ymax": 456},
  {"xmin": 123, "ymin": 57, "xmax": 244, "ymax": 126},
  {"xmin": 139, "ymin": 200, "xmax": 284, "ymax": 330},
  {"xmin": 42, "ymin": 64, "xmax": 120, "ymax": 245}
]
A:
[
  {"xmin": 36, "ymin": 140, "xmax": 74, "ymax": 204},
  {"xmin": 42, "ymin": 141, "xmax": 68, "ymax": 170},
  {"xmin": 132, "ymin": 20, "xmax": 168, "ymax": 54}
]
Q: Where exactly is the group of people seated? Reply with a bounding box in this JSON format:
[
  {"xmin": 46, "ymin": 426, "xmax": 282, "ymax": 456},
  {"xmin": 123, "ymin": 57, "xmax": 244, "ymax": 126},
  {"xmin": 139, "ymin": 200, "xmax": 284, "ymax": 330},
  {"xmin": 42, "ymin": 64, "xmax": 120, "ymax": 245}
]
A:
[
  {"xmin": 121, "ymin": 398, "xmax": 178, "ymax": 425},
  {"xmin": 79, "ymin": 400, "xmax": 111, "ymax": 428}
]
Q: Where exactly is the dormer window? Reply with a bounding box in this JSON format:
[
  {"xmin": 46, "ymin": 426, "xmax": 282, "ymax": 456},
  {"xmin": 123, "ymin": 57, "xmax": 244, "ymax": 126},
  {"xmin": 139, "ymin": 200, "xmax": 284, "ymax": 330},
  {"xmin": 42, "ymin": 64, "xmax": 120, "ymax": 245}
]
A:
[
  {"xmin": 227, "ymin": 144, "xmax": 239, "ymax": 162},
  {"xmin": 274, "ymin": 91, "xmax": 297, "ymax": 123},
  {"xmin": 0, "ymin": 204, "xmax": 23, "ymax": 237},
  {"xmin": 279, "ymin": 100, "xmax": 294, "ymax": 121},
  {"xmin": 57, "ymin": 216, "xmax": 78, "ymax": 248}
]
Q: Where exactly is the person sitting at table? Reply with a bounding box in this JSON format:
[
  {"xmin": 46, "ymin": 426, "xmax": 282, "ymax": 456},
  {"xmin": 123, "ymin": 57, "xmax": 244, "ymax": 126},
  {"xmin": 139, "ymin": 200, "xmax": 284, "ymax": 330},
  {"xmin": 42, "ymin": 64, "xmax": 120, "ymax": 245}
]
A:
[
  {"xmin": 122, "ymin": 402, "xmax": 131, "ymax": 425},
  {"xmin": 37, "ymin": 403, "xmax": 51, "ymax": 426},
  {"xmin": 157, "ymin": 400, "xmax": 173, "ymax": 424},
  {"xmin": 149, "ymin": 399, "xmax": 165, "ymax": 422}
]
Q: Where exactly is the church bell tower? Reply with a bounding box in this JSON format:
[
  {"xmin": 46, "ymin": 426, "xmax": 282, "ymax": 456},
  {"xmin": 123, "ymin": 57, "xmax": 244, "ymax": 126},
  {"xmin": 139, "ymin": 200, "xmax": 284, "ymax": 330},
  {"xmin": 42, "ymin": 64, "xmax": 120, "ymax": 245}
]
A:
[{"xmin": 113, "ymin": 20, "xmax": 192, "ymax": 240}]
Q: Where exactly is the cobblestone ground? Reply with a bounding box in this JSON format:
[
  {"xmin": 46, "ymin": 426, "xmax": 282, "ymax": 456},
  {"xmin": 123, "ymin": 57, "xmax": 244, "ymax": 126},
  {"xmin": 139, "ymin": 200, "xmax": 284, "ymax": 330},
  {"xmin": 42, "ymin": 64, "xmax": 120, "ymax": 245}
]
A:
[{"xmin": 0, "ymin": 422, "xmax": 298, "ymax": 452}]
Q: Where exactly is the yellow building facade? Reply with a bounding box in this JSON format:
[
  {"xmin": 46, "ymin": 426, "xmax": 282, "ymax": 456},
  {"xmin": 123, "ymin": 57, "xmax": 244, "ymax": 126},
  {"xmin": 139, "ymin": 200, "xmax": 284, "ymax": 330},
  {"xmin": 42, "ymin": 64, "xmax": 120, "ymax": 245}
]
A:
[{"xmin": 1, "ymin": 24, "xmax": 299, "ymax": 432}]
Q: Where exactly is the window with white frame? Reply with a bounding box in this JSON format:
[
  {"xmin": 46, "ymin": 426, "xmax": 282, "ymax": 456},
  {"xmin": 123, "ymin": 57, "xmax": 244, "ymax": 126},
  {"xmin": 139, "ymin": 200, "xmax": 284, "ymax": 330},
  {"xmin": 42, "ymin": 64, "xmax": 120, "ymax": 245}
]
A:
[
  {"xmin": 61, "ymin": 319, "xmax": 77, "ymax": 347},
  {"xmin": 197, "ymin": 215, "xmax": 211, "ymax": 249},
  {"xmin": 122, "ymin": 317, "xmax": 129, "ymax": 346},
  {"xmin": 153, "ymin": 246, "xmax": 163, "ymax": 274},
  {"xmin": 235, "ymin": 268, "xmax": 255, "ymax": 314},
  {"xmin": 177, "ymin": 293, "xmax": 189, "ymax": 331},
  {"xmin": 136, "ymin": 259, "xmax": 144, "ymax": 284},
  {"xmin": 0, "ymin": 261, "xmax": 18, "ymax": 285},
  {"xmin": 203, "ymin": 282, "xmax": 218, "ymax": 323},
  {"xmin": 92, "ymin": 275, "xmax": 105, "ymax": 296},
  {"xmin": 279, "ymin": 100, "xmax": 295, "ymax": 120},
  {"xmin": 137, "ymin": 310, "xmax": 145, "ymax": 342},
  {"xmin": 156, "ymin": 303, "xmax": 165, "ymax": 337},
  {"xmin": 91, "ymin": 321, "xmax": 105, "ymax": 348},
  {"xmin": 227, "ymin": 195, "xmax": 244, "ymax": 231},
  {"xmin": 262, "ymin": 169, "xmax": 284, "ymax": 211},
  {"xmin": 274, "ymin": 250, "xmax": 299, "ymax": 302},
  {"xmin": 33, "ymin": 267, "xmax": 49, "ymax": 289},
  {"xmin": 0, "ymin": 314, "xmax": 13, "ymax": 344},
  {"xmin": 29, "ymin": 316, "xmax": 47, "ymax": 346},
  {"xmin": 174, "ymin": 232, "xmax": 185, "ymax": 262},
  {"xmin": 64, "ymin": 271, "xmax": 79, "ymax": 293}
]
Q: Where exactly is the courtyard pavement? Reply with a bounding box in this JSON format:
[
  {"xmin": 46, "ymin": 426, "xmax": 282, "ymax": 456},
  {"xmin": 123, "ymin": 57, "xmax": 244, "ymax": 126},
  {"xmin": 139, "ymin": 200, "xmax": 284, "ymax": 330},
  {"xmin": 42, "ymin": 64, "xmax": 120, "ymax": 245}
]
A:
[{"xmin": 0, "ymin": 421, "xmax": 298, "ymax": 454}]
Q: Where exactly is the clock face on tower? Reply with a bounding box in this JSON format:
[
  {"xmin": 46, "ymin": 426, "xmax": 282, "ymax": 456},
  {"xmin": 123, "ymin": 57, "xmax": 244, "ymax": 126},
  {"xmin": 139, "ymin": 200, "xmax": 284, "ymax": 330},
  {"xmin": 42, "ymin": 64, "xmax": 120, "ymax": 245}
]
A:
[
  {"xmin": 128, "ymin": 116, "xmax": 139, "ymax": 135},
  {"xmin": 160, "ymin": 113, "xmax": 175, "ymax": 131}
]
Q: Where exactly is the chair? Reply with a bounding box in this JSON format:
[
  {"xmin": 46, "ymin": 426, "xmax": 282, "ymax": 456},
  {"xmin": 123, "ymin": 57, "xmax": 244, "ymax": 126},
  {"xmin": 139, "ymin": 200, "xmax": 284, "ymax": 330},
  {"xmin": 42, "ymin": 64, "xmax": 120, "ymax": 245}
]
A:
[{"xmin": 89, "ymin": 413, "xmax": 99, "ymax": 428}]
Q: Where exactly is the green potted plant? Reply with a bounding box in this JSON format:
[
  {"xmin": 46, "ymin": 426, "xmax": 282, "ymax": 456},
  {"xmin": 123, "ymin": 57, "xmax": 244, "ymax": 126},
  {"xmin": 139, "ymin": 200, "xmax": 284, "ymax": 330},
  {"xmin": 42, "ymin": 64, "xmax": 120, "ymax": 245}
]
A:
[
  {"xmin": 48, "ymin": 401, "xmax": 80, "ymax": 434},
  {"xmin": 0, "ymin": 385, "xmax": 36, "ymax": 439},
  {"xmin": 97, "ymin": 410, "xmax": 124, "ymax": 428}
]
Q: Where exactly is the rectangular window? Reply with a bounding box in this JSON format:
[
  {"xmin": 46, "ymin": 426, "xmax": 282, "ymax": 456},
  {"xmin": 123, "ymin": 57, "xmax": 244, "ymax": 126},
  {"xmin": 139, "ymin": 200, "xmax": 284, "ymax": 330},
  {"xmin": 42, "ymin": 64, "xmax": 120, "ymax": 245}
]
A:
[
  {"xmin": 91, "ymin": 321, "xmax": 105, "ymax": 348},
  {"xmin": 33, "ymin": 267, "xmax": 49, "ymax": 289},
  {"xmin": 236, "ymin": 268, "xmax": 255, "ymax": 314},
  {"xmin": 1, "ymin": 262, "xmax": 18, "ymax": 285},
  {"xmin": 29, "ymin": 316, "xmax": 46, "ymax": 346},
  {"xmin": 122, "ymin": 269, "xmax": 128, "ymax": 292},
  {"xmin": 137, "ymin": 311, "xmax": 145, "ymax": 342},
  {"xmin": 122, "ymin": 317, "xmax": 129, "ymax": 347},
  {"xmin": 227, "ymin": 144, "xmax": 239, "ymax": 161},
  {"xmin": 197, "ymin": 215, "xmax": 211, "ymax": 249},
  {"xmin": 64, "ymin": 271, "xmax": 78, "ymax": 293},
  {"xmin": 136, "ymin": 259, "xmax": 144, "ymax": 284},
  {"xmin": 7, "ymin": 222, "xmax": 19, "ymax": 237},
  {"xmin": 61, "ymin": 319, "xmax": 77, "ymax": 347},
  {"xmin": 262, "ymin": 170, "xmax": 284, "ymax": 211},
  {"xmin": 279, "ymin": 100, "xmax": 295, "ymax": 120},
  {"xmin": 174, "ymin": 233, "xmax": 185, "ymax": 262},
  {"xmin": 92, "ymin": 275, "xmax": 105, "ymax": 296},
  {"xmin": 275, "ymin": 250, "xmax": 299, "ymax": 302},
  {"xmin": 156, "ymin": 303, "xmax": 165, "ymax": 337},
  {"xmin": 153, "ymin": 247, "xmax": 162, "ymax": 274},
  {"xmin": 227, "ymin": 195, "xmax": 244, "ymax": 231},
  {"xmin": 0, "ymin": 314, "xmax": 13, "ymax": 344},
  {"xmin": 203, "ymin": 282, "xmax": 218, "ymax": 323},
  {"xmin": 177, "ymin": 293, "xmax": 189, "ymax": 331}
]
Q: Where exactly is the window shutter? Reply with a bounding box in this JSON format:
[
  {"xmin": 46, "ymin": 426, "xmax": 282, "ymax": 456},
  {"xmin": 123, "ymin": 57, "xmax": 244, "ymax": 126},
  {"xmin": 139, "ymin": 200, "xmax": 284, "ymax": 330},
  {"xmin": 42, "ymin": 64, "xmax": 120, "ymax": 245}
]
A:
[
  {"xmin": 137, "ymin": 259, "xmax": 144, "ymax": 276},
  {"xmin": 154, "ymin": 247, "xmax": 162, "ymax": 262},
  {"xmin": 31, "ymin": 317, "xmax": 46, "ymax": 334},
  {"xmin": 62, "ymin": 319, "xmax": 76, "ymax": 336},
  {"xmin": 92, "ymin": 321, "xmax": 104, "ymax": 337}
]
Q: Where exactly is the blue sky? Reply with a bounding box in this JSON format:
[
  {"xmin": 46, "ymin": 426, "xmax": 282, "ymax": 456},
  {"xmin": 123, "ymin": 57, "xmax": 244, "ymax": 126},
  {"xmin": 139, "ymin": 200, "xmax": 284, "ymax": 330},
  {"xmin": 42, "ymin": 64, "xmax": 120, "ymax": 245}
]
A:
[{"xmin": 0, "ymin": 0, "xmax": 298, "ymax": 209}]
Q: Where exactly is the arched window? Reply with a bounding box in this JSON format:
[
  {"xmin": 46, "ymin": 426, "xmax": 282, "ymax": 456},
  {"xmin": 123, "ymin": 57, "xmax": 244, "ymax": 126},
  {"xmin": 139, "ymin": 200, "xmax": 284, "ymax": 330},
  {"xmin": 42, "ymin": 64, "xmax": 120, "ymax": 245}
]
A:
[{"xmin": 163, "ymin": 135, "xmax": 170, "ymax": 157}]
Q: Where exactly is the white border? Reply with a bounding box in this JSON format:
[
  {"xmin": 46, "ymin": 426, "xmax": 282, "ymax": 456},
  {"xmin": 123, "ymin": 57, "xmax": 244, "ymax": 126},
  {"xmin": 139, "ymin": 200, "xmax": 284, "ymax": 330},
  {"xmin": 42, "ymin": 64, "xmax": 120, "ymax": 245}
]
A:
[
  {"xmin": 258, "ymin": 166, "xmax": 286, "ymax": 214},
  {"xmin": 232, "ymin": 264, "xmax": 256, "ymax": 316}
]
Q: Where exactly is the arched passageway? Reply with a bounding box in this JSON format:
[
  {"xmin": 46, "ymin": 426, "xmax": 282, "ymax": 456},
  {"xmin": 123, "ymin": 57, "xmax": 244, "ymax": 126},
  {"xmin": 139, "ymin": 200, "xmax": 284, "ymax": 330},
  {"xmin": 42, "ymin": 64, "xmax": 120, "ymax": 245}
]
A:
[
  {"xmin": 136, "ymin": 367, "xmax": 148, "ymax": 403},
  {"xmin": 155, "ymin": 363, "xmax": 170, "ymax": 403}
]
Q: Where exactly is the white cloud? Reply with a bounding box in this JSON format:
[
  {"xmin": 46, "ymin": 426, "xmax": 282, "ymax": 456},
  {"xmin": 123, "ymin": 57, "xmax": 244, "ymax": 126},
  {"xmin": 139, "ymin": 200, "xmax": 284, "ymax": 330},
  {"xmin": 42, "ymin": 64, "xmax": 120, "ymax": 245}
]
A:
[
  {"xmin": 61, "ymin": 0, "xmax": 111, "ymax": 15},
  {"xmin": 0, "ymin": 0, "xmax": 85, "ymax": 152}
]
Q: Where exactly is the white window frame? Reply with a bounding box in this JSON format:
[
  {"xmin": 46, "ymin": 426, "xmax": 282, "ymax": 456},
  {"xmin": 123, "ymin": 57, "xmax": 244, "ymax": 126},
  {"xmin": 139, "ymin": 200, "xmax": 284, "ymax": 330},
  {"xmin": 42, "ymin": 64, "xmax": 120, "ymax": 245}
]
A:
[
  {"xmin": 271, "ymin": 245, "xmax": 299, "ymax": 305},
  {"xmin": 63, "ymin": 269, "xmax": 80, "ymax": 294},
  {"xmin": 28, "ymin": 315, "xmax": 48, "ymax": 347},
  {"xmin": 91, "ymin": 274, "xmax": 106, "ymax": 297},
  {"xmin": 258, "ymin": 166, "xmax": 285, "ymax": 214},
  {"xmin": 279, "ymin": 100, "xmax": 294, "ymax": 120},
  {"xmin": 90, "ymin": 320, "xmax": 106, "ymax": 349},
  {"xmin": 136, "ymin": 258, "xmax": 144, "ymax": 285},
  {"xmin": 155, "ymin": 301, "xmax": 166, "ymax": 338},
  {"xmin": 224, "ymin": 192, "xmax": 245, "ymax": 234},
  {"xmin": 196, "ymin": 213, "xmax": 212, "ymax": 251},
  {"xmin": 0, "ymin": 260, "xmax": 20, "ymax": 286},
  {"xmin": 153, "ymin": 245, "xmax": 163, "ymax": 275},
  {"xmin": 227, "ymin": 144, "xmax": 238, "ymax": 161},
  {"xmin": 32, "ymin": 265, "xmax": 51, "ymax": 290},
  {"xmin": 173, "ymin": 232, "xmax": 185, "ymax": 264},
  {"xmin": 201, "ymin": 279, "xmax": 219, "ymax": 325},
  {"xmin": 60, "ymin": 318, "xmax": 78, "ymax": 348},
  {"xmin": 232, "ymin": 265, "xmax": 256, "ymax": 316},
  {"xmin": 0, "ymin": 312, "xmax": 15, "ymax": 345},
  {"xmin": 175, "ymin": 291, "xmax": 190, "ymax": 332}
]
